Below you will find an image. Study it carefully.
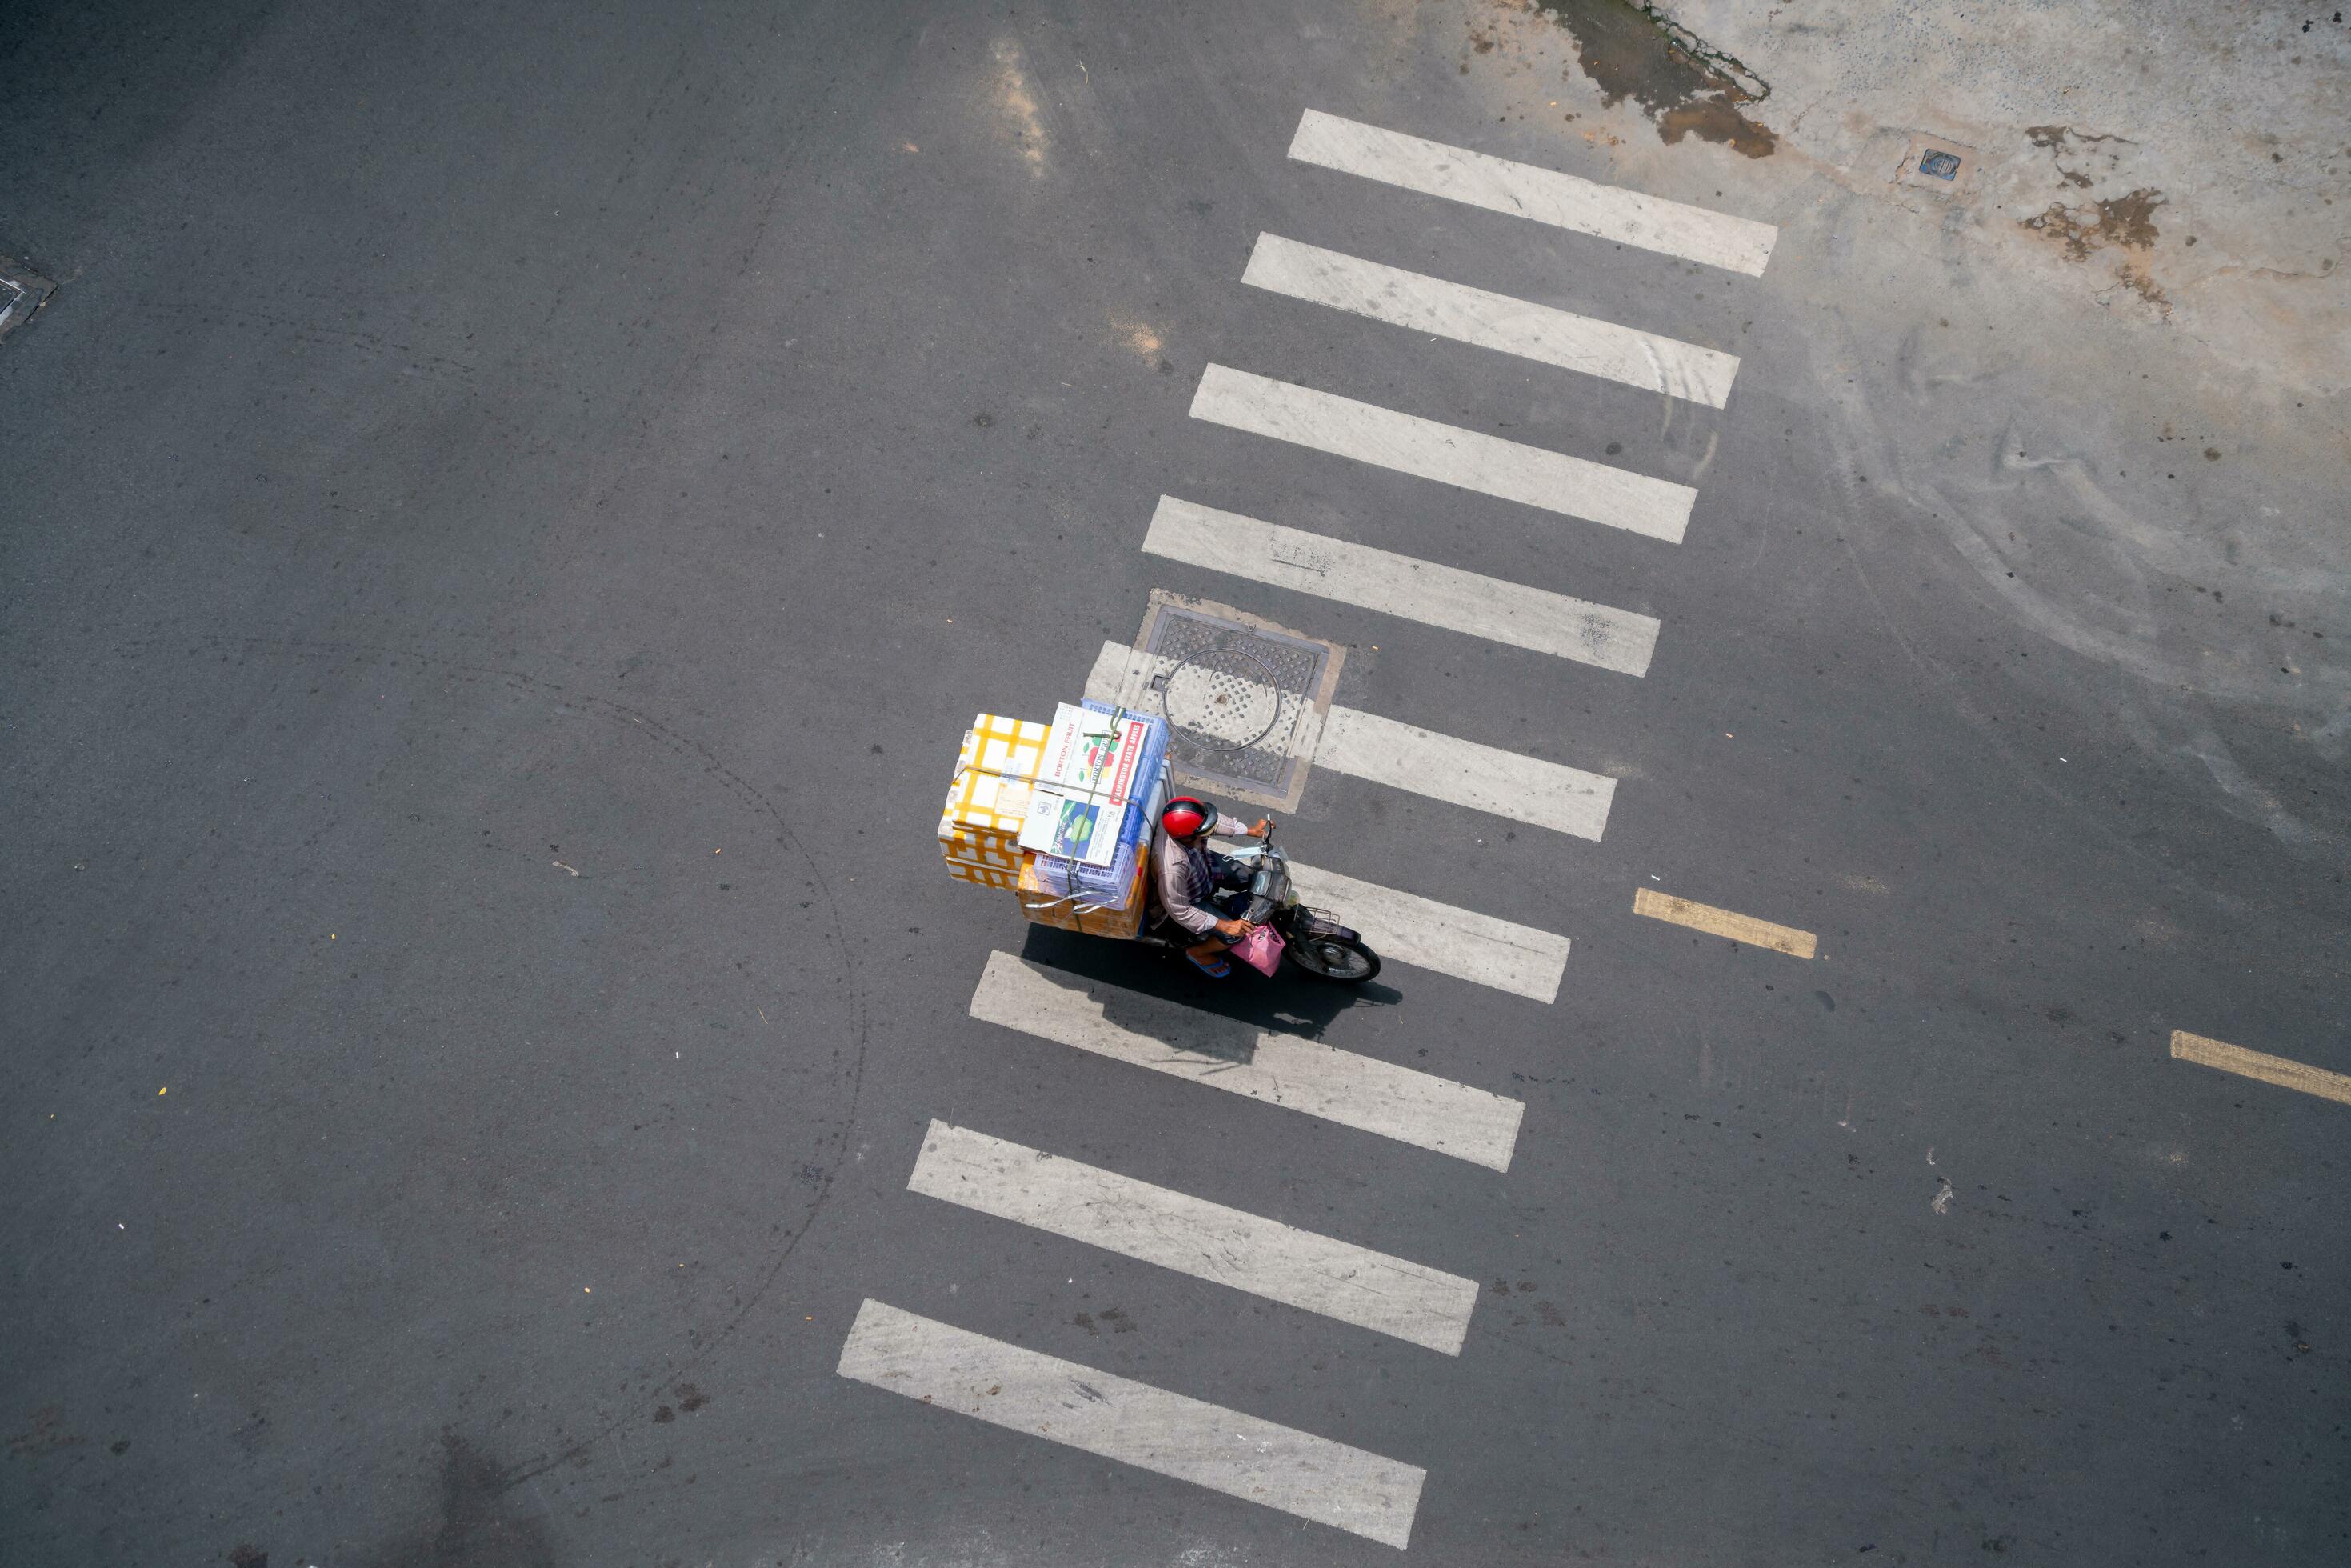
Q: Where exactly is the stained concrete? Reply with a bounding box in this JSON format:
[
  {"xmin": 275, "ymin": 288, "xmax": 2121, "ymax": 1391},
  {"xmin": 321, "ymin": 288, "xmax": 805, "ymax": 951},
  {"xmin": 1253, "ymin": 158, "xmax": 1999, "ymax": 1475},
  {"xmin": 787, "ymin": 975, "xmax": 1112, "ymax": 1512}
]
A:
[{"xmin": 1458, "ymin": 0, "xmax": 2351, "ymax": 865}]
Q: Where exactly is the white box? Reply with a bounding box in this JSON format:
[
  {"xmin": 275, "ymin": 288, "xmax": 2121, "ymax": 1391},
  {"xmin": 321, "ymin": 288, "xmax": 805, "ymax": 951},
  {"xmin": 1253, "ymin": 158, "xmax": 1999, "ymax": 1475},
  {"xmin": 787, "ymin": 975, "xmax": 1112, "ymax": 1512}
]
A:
[
  {"xmin": 1038, "ymin": 702, "xmax": 1150, "ymax": 810},
  {"xmin": 1018, "ymin": 782, "xmax": 1122, "ymax": 866}
]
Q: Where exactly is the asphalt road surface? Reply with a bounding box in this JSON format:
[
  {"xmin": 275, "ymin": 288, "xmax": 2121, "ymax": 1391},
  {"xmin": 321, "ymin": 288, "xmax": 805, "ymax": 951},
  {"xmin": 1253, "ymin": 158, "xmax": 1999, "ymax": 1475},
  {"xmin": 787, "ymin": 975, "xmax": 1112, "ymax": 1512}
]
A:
[{"xmin": 5, "ymin": 2, "xmax": 2345, "ymax": 1565}]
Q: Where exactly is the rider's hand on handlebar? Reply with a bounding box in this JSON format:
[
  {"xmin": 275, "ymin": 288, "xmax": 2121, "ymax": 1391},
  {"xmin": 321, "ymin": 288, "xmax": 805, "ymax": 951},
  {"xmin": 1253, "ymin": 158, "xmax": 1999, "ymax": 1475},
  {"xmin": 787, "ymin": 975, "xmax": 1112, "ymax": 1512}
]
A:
[
  {"xmin": 1215, "ymin": 918, "xmax": 1254, "ymax": 941},
  {"xmin": 1246, "ymin": 817, "xmax": 1275, "ymax": 839}
]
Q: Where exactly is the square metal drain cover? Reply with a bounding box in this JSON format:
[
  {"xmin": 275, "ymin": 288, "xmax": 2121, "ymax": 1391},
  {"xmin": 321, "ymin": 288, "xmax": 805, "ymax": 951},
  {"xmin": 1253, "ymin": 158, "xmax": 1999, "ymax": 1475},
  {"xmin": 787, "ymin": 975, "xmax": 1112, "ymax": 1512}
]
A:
[
  {"xmin": 1090, "ymin": 592, "xmax": 1345, "ymax": 812},
  {"xmin": 1895, "ymin": 134, "xmax": 1977, "ymax": 197}
]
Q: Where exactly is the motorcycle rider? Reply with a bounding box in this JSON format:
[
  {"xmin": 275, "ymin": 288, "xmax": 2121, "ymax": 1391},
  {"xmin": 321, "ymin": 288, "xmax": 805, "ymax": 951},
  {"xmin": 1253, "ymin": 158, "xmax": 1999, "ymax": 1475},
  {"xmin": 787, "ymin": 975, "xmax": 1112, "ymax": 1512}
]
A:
[{"xmin": 1149, "ymin": 796, "xmax": 1274, "ymax": 978}]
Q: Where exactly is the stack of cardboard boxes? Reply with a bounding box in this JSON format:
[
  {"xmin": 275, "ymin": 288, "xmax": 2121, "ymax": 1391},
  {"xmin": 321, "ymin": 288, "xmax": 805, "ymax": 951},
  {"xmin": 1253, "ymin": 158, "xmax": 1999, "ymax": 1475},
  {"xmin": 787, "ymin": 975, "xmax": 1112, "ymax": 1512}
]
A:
[
  {"xmin": 938, "ymin": 713, "xmax": 1046, "ymax": 891},
  {"xmin": 938, "ymin": 700, "xmax": 1168, "ymax": 938}
]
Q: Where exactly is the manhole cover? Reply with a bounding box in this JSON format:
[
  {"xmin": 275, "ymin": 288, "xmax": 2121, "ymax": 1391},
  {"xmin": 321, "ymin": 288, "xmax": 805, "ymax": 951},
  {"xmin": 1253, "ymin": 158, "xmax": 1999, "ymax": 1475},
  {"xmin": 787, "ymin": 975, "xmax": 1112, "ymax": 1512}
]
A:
[
  {"xmin": 1086, "ymin": 593, "xmax": 1345, "ymax": 811},
  {"xmin": 1154, "ymin": 644, "xmax": 1285, "ymax": 751},
  {"xmin": 1895, "ymin": 134, "xmax": 1977, "ymax": 198}
]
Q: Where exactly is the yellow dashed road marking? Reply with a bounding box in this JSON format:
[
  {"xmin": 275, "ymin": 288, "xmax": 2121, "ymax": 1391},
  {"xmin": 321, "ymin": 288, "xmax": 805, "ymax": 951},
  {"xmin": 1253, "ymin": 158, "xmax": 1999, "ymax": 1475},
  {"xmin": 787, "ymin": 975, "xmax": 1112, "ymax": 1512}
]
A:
[
  {"xmin": 2169, "ymin": 1030, "xmax": 2351, "ymax": 1107},
  {"xmin": 1633, "ymin": 887, "xmax": 1817, "ymax": 959}
]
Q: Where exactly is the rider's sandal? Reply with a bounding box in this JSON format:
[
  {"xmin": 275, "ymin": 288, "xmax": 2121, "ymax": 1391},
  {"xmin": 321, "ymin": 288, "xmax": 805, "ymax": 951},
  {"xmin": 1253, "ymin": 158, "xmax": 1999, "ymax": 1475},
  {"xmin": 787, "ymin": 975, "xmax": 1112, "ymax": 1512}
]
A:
[{"xmin": 1185, "ymin": 952, "xmax": 1232, "ymax": 978}]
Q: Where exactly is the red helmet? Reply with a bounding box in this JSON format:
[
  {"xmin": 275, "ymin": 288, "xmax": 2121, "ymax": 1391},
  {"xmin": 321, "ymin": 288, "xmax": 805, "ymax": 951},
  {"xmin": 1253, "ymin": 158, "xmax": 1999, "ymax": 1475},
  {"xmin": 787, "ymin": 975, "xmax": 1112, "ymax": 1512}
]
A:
[{"xmin": 1161, "ymin": 797, "xmax": 1218, "ymax": 840}]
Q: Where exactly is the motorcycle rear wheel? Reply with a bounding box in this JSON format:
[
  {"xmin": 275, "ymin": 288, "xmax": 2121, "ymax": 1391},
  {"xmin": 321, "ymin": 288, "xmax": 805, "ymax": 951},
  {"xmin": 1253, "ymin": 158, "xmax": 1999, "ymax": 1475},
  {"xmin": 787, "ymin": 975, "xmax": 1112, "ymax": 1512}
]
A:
[{"xmin": 1285, "ymin": 933, "xmax": 1381, "ymax": 983}]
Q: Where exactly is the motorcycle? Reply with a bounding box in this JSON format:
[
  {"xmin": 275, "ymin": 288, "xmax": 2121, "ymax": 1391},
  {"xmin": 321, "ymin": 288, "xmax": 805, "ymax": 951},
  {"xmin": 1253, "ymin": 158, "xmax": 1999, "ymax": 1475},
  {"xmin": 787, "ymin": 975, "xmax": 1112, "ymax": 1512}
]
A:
[{"xmin": 1131, "ymin": 819, "xmax": 1382, "ymax": 984}]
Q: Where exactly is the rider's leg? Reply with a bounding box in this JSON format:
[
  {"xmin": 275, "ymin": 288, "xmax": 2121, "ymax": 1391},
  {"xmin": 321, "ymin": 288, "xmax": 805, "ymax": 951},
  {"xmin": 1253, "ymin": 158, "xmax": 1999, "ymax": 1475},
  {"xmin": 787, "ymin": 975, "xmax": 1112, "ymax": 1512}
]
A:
[{"xmin": 1185, "ymin": 888, "xmax": 1248, "ymax": 962}]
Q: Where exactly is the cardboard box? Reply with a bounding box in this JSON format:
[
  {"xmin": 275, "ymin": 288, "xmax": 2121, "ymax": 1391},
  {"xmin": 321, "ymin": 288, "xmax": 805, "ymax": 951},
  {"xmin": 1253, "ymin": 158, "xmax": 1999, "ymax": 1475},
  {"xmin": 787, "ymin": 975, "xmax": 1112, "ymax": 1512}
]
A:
[
  {"xmin": 1021, "ymin": 831, "xmax": 1138, "ymax": 905},
  {"xmin": 1017, "ymin": 782, "xmax": 1122, "ymax": 866},
  {"xmin": 940, "ymin": 714, "xmax": 1049, "ymax": 883},
  {"xmin": 1039, "ymin": 702, "xmax": 1153, "ymax": 808},
  {"xmin": 1014, "ymin": 852, "xmax": 1148, "ymax": 938},
  {"xmin": 1018, "ymin": 702, "xmax": 1158, "ymax": 866},
  {"xmin": 960, "ymin": 712, "xmax": 1051, "ymax": 780},
  {"xmin": 946, "ymin": 858, "xmax": 1022, "ymax": 891},
  {"xmin": 940, "ymin": 764, "xmax": 1033, "ymax": 870}
]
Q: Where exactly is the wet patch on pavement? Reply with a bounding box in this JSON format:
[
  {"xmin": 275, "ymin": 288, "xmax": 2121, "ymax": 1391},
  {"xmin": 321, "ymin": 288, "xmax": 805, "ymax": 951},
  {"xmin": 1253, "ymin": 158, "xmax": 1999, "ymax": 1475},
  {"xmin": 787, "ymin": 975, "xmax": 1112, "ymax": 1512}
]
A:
[
  {"xmin": 2026, "ymin": 124, "xmax": 2133, "ymax": 189},
  {"xmin": 2020, "ymin": 187, "xmax": 2165, "ymax": 259},
  {"xmin": 352, "ymin": 1437, "xmax": 556, "ymax": 1568},
  {"xmin": 1529, "ymin": 0, "xmax": 1776, "ymax": 158},
  {"xmin": 2007, "ymin": 124, "xmax": 2173, "ymax": 307},
  {"xmin": 2018, "ymin": 186, "xmax": 2169, "ymax": 307}
]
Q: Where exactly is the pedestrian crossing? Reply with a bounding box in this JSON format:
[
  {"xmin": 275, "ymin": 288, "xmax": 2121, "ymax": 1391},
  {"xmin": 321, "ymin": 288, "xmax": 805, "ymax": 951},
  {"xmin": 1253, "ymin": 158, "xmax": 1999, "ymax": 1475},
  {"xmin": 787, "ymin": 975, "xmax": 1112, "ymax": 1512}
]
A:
[
  {"xmin": 1085, "ymin": 637, "xmax": 1617, "ymax": 842},
  {"xmin": 1191, "ymin": 363, "xmax": 1698, "ymax": 542},
  {"xmin": 1287, "ymin": 107, "xmax": 1778, "ymax": 274},
  {"xmin": 908, "ymin": 1120, "xmax": 1481, "ymax": 1353},
  {"xmin": 838, "ymin": 1300, "xmax": 1425, "ymax": 1548},
  {"xmin": 1142, "ymin": 494, "xmax": 1659, "ymax": 674},
  {"xmin": 1270, "ymin": 854, "xmax": 1571, "ymax": 1005},
  {"xmin": 966, "ymin": 951, "xmax": 1525, "ymax": 1170},
  {"xmin": 1242, "ymin": 233, "xmax": 1742, "ymax": 406},
  {"xmin": 1317, "ymin": 704, "xmax": 1615, "ymax": 840},
  {"xmin": 849, "ymin": 106, "xmax": 1777, "ymax": 1549}
]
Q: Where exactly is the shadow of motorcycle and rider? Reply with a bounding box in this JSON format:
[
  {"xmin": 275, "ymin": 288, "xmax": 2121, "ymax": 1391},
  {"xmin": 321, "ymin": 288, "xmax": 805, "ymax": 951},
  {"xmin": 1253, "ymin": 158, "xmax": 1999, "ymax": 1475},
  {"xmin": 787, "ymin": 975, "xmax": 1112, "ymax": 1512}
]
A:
[{"xmin": 1014, "ymin": 922, "xmax": 1405, "ymax": 1065}]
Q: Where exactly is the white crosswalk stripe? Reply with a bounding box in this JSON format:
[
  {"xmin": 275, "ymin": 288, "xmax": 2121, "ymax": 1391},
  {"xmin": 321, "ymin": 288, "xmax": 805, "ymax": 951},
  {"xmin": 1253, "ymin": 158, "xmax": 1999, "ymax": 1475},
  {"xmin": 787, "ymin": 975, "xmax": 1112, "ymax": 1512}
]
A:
[
  {"xmin": 1142, "ymin": 495, "xmax": 1657, "ymax": 675},
  {"xmin": 908, "ymin": 1121, "xmax": 1481, "ymax": 1353},
  {"xmin": 1244, "ymin": 233, "xmax": 1741, "ymax": 406},
  {"xmin": 1087, "ymin": 638, "xmax": 1616, "ymax": 842},
  {"xmin": 1265, "ymin": 853, "xmax": 1572, "ymax": 1005},
  {"xmin": 1315, "ymin": 703, "xmax": 1614, "ymax": 841},
  {"xmin": 1287, "ymin": 107, "xmax": 1777, "ymax": 276},
  {"xmin": 838, "ymin": 1299, "xmax": 1425, "ymax": 1547},
  {"xmin": 968, "ymin": 951, "xmax": 1525, "ymax": 1170},
  {"xmin": 1191, "ymin": 363, "xmax": 1696, "ymax": 543}
]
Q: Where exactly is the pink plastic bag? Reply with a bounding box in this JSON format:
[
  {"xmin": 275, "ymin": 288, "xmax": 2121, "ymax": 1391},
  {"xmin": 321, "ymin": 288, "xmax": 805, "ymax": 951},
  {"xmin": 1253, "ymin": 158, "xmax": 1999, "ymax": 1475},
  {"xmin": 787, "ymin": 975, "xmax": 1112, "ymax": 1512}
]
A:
[{"xmin": 1231, "ymin": 923, "xmax": 1285, "ymax": 977}]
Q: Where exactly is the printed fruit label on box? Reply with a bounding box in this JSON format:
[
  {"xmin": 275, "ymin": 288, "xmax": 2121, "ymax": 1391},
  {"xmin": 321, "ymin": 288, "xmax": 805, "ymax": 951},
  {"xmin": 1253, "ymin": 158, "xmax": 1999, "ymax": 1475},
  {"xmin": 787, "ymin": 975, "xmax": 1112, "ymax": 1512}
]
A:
[
  {"xmin": 1018, "ymin": 783, "xmax": 1118, "ymax": 866},
  {"xmin": 1040, "ymin": 702, "xmax": 1149, "ymax": 809}
]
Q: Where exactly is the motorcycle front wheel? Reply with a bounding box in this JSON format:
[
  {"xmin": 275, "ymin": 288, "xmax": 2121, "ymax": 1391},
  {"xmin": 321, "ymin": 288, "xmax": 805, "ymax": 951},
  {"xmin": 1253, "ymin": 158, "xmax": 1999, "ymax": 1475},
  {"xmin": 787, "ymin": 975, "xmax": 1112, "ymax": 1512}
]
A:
[{"xmin": 1285, "ymin": 932, "xmax": 1381, "ymax": 983}]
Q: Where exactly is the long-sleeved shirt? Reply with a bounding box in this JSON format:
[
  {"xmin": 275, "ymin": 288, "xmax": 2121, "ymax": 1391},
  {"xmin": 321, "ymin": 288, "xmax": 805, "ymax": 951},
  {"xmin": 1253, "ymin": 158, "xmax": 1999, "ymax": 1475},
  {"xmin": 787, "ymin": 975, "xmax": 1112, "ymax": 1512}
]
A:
[{"xmin": 1149, "ymin": 828, "xmax": 1225, "ymax": 938}]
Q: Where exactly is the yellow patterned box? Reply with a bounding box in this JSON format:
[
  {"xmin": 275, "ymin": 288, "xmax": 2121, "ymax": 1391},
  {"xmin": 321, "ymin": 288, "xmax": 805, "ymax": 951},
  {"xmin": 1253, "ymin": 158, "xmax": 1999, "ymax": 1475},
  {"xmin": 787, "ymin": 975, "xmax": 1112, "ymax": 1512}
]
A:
[
  {"xmin": 940, "ymin": 714, "xmax": 1050, "ymax": 884},
  {"xmin": 958, "ymin": 712, "xmax": 1050, "ymax": 781},
  {"xmin": 1014, "ymin": 853, "xmax": 1146, "ymax": 938}
]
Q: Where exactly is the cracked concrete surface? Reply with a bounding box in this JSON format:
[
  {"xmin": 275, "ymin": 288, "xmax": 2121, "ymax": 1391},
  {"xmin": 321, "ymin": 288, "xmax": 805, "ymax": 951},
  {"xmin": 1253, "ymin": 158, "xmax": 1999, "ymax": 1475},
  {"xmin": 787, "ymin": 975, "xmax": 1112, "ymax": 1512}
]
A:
[{"xmin": 1433, "ymin": 0, "xmax": 2348, "ymax": 861}]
